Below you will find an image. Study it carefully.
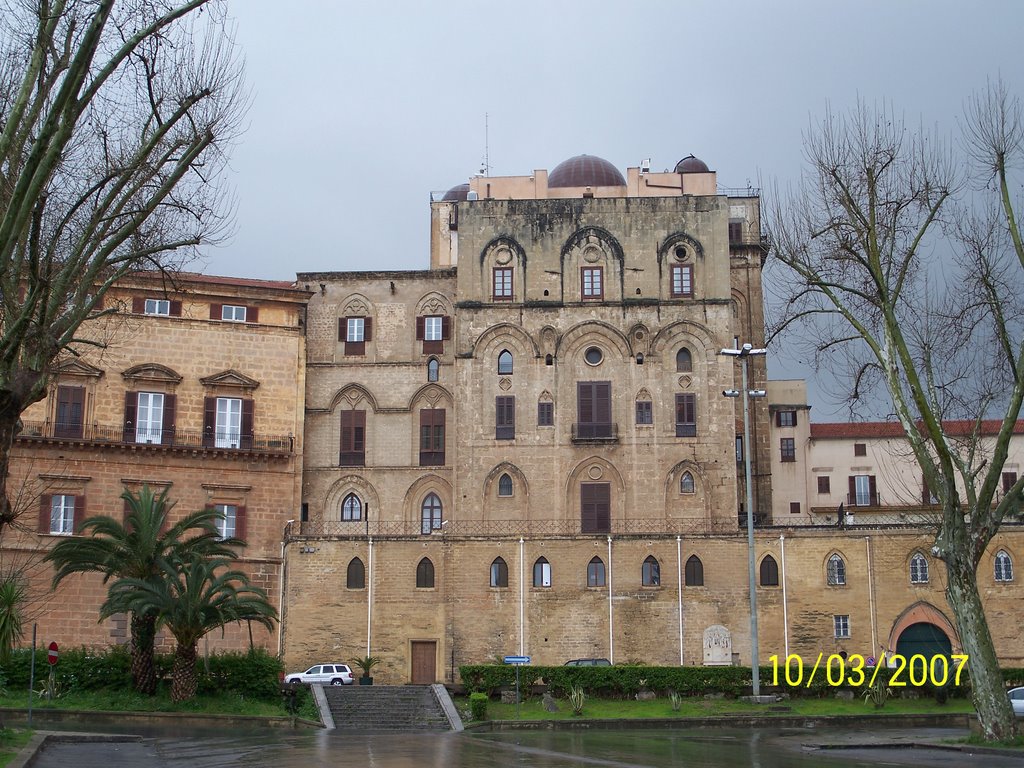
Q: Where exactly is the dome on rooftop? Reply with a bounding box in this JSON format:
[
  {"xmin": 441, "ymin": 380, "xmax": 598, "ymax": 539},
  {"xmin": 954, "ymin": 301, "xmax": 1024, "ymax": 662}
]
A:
[
  {"xmin": 548, "ymin": 154, "xmax": 625, "ymax": 188},
  {"xmin": 441, "ymin": 183, "xmax": 470, "ymax": 202},
  {"xmin": 674, "ymin": 155, "xmax": 710, "ymax": 174}
]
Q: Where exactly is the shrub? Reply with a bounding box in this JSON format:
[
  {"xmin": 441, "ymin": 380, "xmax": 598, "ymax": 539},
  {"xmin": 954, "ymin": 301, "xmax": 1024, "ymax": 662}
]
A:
[
  {"xmin": 469, "ymin": 692, "xmax": 488, "ymax": 721},
  {"xmin": 195, "ymin": 649, "xmax": 283, "ymax": 701},
  {"xmin": 568, "ymin": 684, "xmax": 586, "ymax": 715}
]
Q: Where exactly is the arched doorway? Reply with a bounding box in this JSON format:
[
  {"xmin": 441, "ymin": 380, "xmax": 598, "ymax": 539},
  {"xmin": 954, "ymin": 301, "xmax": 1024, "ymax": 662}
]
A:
[{"xmin": 896, "ymin": 622, "xmax": 953, "ymax": 681}]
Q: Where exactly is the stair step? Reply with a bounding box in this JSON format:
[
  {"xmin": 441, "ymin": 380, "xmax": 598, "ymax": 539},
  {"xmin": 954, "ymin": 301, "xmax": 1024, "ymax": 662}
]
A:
[{"xmin": 322, "ymin": 685, "xmax": 452, "ymax": 731}]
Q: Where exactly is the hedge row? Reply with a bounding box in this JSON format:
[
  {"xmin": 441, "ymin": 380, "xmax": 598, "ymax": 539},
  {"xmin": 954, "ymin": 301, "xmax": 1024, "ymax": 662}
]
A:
[
  {"xmin": 458, "ymin": 662, "xmax": 1006, "ymax": 699},
  {"xmin": 0, "ymin": 647, "xmax": 283, "ymax": 701}
]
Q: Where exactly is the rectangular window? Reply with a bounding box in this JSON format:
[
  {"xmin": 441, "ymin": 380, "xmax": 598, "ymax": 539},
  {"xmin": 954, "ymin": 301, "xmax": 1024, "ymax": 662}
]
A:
[
  {"xmin": 214, "ymin": 503, "xmax": 237, "ymax": 539},
  {"xmin": 49, "ymin": 495, "xmax": 76, "ymax": 535},
  {"xmin": 221, "ymin": 305, "xmax": 247, "ymax": 322},
  {"xmin": 495, "ymin": 396, "xmax": 515, "ymax": 440},
  {"xmin": 854, "ymin": 442, "xmax": 867, "ymax": 456},
  {"xmin": 144, "ymin": 298, "xmax": 170, "ymax": 316},
  {"xmin": 576, "ymin": 381, "xmax": 612, "ymax": 438},
  {"xmin": 493, "ymin": 268, "xmax": 513, "ymax": 301},
  {"xmin": 136, "ymin": 392, "xmax": 164, "ymax": 444},
  {"xmin": 419, "ymin": 408, "xmax": 446, "ymax": 466},
  {"xmin": 416, "ymin": 315, "xmax": 449, "ymax": 354},
  {"xmin": 675, "ymin": 393, "xmax": 696, "ymax": 437},
  {"xmin": 776, "ymin": 410, "xmax": 797, "ymax": 427},
  {"xmin": 635, "ymin": 401, "xmax": 653, "ymax": 425},
  {"xmin": 1003, "ymin": 472, "xmax": 1018, "ymax": 493},
  {"xmin": 922, "ymin": 476, "xmax": 939, "ymax": 504},
  {"xmin": 581, "ymin": 267, "xmax": 603, "ymax": 300},
  {"xmin": 54, "ymin": 385, "xmax": 85, "ymax": 439},
  {"xmin": 340, "ymin": 410, "xmax": 366, "ymax": 466},
  {"xmin": 215, "ymin": 397, "xmax": 242, "ymax": 449},
  {"xmin": 728, "ymin": 221, "xmax": 744, "ymax": 244},
  {"xmin": 537, "ymin": 401, "xmax": 553, "ymax": 426},
  {"xmin": 790, "ymin": 502, "xmax": 801, "ymax": 515},
  {"xmin": 849, "ymin": 474, "xmax": 877, "ymax": 506},
  {"xmin": 340, "ymin": 316, "xmax": 372, "ymax": 356},
  {"xmin": 833, "ymin": 614, "xmax": 850, "ymax": 639},
  {"xmin": 780, "ymin": 437, "xmax": 796, "ymax": 462},
  {"xmin": 817, "ymin": 476, "xmax": 831, "ymax": 494},
  {"xmin": 424, "ymin": 316, "xmax": 443, "ymax": 341},
  {"xmin": 670, "ymin": 264, "xmax": 693, "ymax": 298},
  {"xmin": 580, "ymin": 482, "xmax": 611, "ymax": 534}
]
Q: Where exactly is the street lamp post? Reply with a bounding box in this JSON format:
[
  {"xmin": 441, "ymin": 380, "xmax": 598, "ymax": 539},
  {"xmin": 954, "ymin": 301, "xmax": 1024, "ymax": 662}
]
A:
[{"xmin": 721, "ymin": 342, "xmax": 767, "ymax": 698}]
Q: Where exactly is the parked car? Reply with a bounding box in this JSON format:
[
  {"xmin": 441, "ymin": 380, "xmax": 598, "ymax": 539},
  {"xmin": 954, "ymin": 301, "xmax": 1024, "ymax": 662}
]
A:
[
  {"xmin": 1010, "ymin": 686, "xmax": 1024, "ymax": 716},
  {"xmin": 285, "ymin": 663, "xmax": 354, "ymax": 685},
  {"xmin": 564, "ymin": 658, "xmax": 611, "ymax": 666}
]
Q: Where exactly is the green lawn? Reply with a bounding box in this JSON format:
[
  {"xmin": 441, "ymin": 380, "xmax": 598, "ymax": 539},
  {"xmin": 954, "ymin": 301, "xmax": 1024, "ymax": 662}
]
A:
[
  {"xmin": 476, "ymin": 694, "xmax": 976, "ymax": 721},
  {"xmin": 0, "ymin": 728, "xmax": 33, "ymax": 768},
  {"xmin": 0, "ymin": 688, "xmax": 297, "ymax": 717}
]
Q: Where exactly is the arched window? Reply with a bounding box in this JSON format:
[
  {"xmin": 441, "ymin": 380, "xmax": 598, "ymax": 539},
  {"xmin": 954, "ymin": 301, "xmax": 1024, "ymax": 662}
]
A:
[
  {"xmin": 685, "ymin": 555, "xmax": 704, "ymax": 586},
  {"xmin": 490, "ymin": 557, "xmax": 508, "ymax": 587},
  {"xmin": 759, "ymin": 555, "xmax": 779, "ymax": 586},
  {"xmin": 416, "ymin": 557, "xmax": 435, "ymax": 588},
  {"xmin": 497, "ymin": 350, "xmax": 513, "ymax": 375},
  {"xmin": 342, "ymin": 493, "xmax": 362, "ymax": 521},
  {"xmin": 642, "ymin": 555, "xmax": 661, "ymax": 586},
  {"xmin": 827, "ymin": 554, "xmax": 846, "ymax": 586},
  {"xmin": 588, "ymin": 556, "xmax": 606, "ymax": 587},
  {"xmin": 346, "ymin": 557, "xmax": 365, "ymax": 589},
  {"xmin": 680, "ymin": 472, "xmax": 695, "ymax": 494},
  {"xmin": 533, "ymin": 557, "xmax": 551, "ymax": 588},
  {"xmin": 910, "ymin": 552, "xmax": 929, "ymax": 584},
  {"xmin": 995, "ymin": 550, "xmax": 1014, "ymax": 582},
  {"xmin": 421, "ymin": 493, "xmax": 442, "ymax": 534},
  {"xmin": 427, "ymin": 357, "xmax": 439, "ymax": 382},
  {"xmin": 498, "ymin": 473, "xmax": 513, "ymax": 497},
  {"xmin": 676, "ymin": 347, "xmax": 692, "ymax": 373}
]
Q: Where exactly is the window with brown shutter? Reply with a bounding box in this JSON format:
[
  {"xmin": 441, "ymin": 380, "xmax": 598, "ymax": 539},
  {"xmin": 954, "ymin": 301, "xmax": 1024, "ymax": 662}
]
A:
[
  {"xmin": 1003, "ymin": 472, "xmax": 1018, "ymax": 494},
  {"xmin": 418, "ymin": 315, "xmax": 447, "ymax": 354},
  {"xmin": 817, "ymin": 476, "xmax": 831, "ymax": 494},
  {"xmin": 342, "ymin": 317, "xmax": 366, "ymax": 356},
  {"xmin": 340, "ymin": 410, "xmax": 366, "ymax": 466},
  {"xmin": 849, "ymin": 474, "xmax": 877, "ymax": 506},
  {"xmin": 55, "ymin": 385, "xmax": 85, "ymax": 438},
  {"xmin": 576, "ymin": 382, "xmax": 612, "ymax": 438},
  {"xmin": 854, "ymin": 443, "xmax": 867, "ymax": 456},
  {"xmin": 495, "ymin": 396, "xmax": 515, "ymax": 440},
  {"xmin": 776, "ymin": 410, "xmax": 797, "ymax": 427},
  {"xmin": 537, "ymin": 401, "xmax": 553, "ymax": 426},
  {"xmin": 675, "ymin": 393, "xmax": 696, "ymax": 437},
  {"xmin": 419, "ymin": 408, "xmax": 445, "ymax": 466},
  {"xmin": 580, "ymin": 482, "xmax": 610, "ymax": 533}
]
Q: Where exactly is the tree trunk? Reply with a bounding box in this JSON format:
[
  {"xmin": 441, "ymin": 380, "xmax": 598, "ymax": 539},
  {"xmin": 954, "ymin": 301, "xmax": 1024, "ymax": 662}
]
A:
[
  {"xmin": 0, "ymin": 395, "xmax": 23, "ymax": 531},
  {"xmin": 170, "ymin": 641, "xmax": 198, "ymax": 703},
  {"xmin": 945, "ymin": 553, "xmax": 1017, "ymax": 740},
  {"xmin": 130, "ymin": 612, "xmax": 158, "ymax": 695}
]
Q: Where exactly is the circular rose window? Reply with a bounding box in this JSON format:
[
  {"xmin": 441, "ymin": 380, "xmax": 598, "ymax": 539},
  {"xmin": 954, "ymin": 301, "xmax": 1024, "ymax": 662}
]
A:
[{"xmin": 584, "ymin": 346, "xmax": 603, "ymax": 366}]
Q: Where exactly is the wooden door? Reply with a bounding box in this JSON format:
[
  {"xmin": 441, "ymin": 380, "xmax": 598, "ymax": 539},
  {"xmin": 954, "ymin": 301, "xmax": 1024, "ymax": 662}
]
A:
[{"xmin": 411, "ymin": 641, "xmax": 436, "ymax": 684}]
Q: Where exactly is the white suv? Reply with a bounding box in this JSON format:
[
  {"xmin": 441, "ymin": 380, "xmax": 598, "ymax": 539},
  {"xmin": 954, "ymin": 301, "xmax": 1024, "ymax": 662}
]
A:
[{"xmin": 285, "ymin": 663, "xmax": 354, "ymax": 685}]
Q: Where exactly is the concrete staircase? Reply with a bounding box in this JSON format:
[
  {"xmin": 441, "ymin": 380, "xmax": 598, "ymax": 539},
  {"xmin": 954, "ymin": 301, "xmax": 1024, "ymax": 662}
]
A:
[{"xmin": 321, "ymin": 684, "xmax": 457, "ymax": 731}]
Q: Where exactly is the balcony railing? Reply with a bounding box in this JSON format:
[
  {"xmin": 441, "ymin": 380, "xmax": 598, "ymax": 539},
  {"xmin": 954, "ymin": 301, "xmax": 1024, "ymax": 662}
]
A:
[
  {"xmin": 846, "ymin": 493, "xmax": 882, "ymax": 507},
  {"xmin": 571, "ymin": 422, "xmax": 618, "ymax": 443},
  {"xmin": 293, "ymin": 516, "xmax": 743, "ymax": 539},
  {"xmin": 17, "ymin": 420, "xmax": 294, "ymax": 454}
]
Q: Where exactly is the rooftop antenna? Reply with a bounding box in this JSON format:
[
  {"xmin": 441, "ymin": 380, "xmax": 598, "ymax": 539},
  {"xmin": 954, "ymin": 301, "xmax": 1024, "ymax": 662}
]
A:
[{"xmin": 479, "ymin": 112, "xmax": 490, "ymax": 176}]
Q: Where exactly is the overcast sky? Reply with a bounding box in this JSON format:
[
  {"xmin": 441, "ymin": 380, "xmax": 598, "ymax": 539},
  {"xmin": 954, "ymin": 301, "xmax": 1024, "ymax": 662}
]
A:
[{"xmin": 204, "ymin": 0, "xmax": 1023, "ymax": 418}]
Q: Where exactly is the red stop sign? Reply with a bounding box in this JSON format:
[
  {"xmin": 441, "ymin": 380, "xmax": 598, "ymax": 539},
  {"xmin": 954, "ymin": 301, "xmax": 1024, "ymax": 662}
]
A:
[{"xmin": 47, "ymin": 641, "xmax": 58, "ymax": 666}]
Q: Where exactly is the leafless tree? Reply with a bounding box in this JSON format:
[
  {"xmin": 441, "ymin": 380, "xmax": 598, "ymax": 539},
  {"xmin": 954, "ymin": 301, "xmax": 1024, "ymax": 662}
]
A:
[
  {"xmin": 0, "ymin": 1, "xmax": 244, "ymax": 529},
  {"xmin": 767, "ymin": 81, "xmax": 1024, "ymax": 740}
]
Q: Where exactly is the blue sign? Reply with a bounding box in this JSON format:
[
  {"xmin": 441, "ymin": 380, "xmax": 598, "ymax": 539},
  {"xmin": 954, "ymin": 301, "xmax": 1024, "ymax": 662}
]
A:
[{"xmin": 504, "ymin": 655, "xmax": 531, "ymax": 664}]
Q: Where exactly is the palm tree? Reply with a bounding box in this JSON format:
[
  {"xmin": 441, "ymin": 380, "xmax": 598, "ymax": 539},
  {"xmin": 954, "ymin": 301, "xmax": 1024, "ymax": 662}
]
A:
[
  {"xmin": 102, "ymin": 554, "xmax": 276, "ymax": 702},
  {"xmin": 45, "ymin": 485, "xmax": 242, "ymax": 694},
  {"xmin": 0, "ymin": 574, "xmax": 25, "ymax": 663}
]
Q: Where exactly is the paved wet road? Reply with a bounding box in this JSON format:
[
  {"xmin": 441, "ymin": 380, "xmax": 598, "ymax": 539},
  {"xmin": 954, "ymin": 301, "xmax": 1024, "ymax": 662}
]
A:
[{"xmin": 29, "ymin": 726, "xmax": 1024, "ymax": 767}]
